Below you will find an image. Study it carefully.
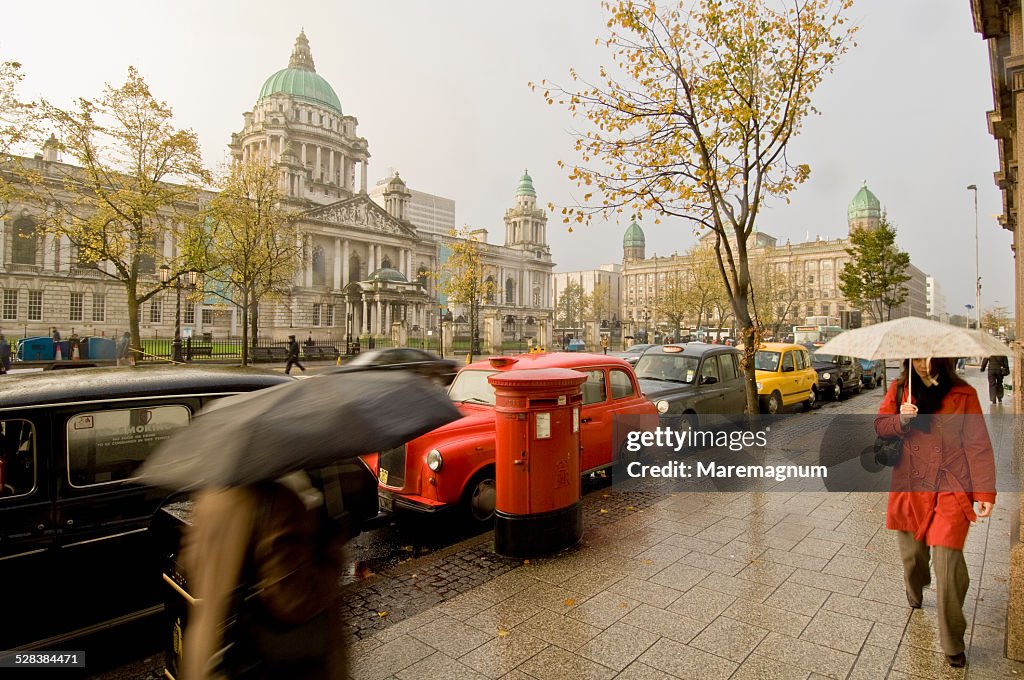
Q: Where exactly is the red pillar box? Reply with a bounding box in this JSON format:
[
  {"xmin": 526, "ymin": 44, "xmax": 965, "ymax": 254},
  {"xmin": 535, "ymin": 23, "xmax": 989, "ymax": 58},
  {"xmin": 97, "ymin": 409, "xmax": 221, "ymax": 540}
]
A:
[{"xmin": 488, "ymin": 368, "xmax": 586, "ymax": 557}]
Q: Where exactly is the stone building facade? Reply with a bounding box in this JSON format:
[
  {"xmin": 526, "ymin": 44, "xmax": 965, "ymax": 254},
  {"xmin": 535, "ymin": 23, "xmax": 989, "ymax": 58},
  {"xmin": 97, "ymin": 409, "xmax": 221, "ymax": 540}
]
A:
[
  {"xmin": 619, "ymin": 183, "xmax": 929, "ymax": 337},
  {"xmin": 971, "ymin": 0, "xmax": 1024, "ymax": 660},
  {"xmin": 0, "ymin": 32, "xmax": 555, "ymax": 350}
]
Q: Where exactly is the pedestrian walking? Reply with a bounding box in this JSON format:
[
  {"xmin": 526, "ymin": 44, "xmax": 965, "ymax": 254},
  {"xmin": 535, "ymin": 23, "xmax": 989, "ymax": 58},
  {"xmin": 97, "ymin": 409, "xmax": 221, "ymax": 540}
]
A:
[
  {"xmin": 116, "ymin": 331, "xmax": 131, "ymax": 365},
  {"xmin": 875, "ymin": 357, "xmax": 996, "ymax": 668},
  {"xmin": 182, "ymin": 472, "xmax": 347, "ymax": 679},
  {"xmin": 979, "ymin": 353, "xmax": 1009, "ymax": 404},
  {"xmin": 68, "ymin": 329, "xmax": 81, "ymax": 360},
  {"xmin": 285, "ymin": 334, "xmax": 305, "ymax": 374},
  {"xmin": 0, "ymin": 334, "xmax": 10, "ymax": 374},
  {"xmin": 52, "ymin": 327, "xmax": 62, "ymax": 360},
  {"xmin": 600, "ymin": 335, "xmax": 609, "ymax": 355}
]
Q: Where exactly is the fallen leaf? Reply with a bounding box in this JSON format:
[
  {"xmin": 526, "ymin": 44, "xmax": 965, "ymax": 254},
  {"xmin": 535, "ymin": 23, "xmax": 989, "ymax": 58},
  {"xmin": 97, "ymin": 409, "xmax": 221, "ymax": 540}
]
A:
[
  {"xmin": 400, "ymin": 545, "xmax": 413, "ymax": 552},
  {"xmin": 564, "ymin": 598, "xmax": 576, "ymax": 607},
  {"xmin": 642, "ymin": 559, "xmax": 654, "ymax": 565},
  {"xmin": 627, "ymin": 506, "xmax": 636, "ymax": 511},
  {"xmin": 602, "ymin": 494, "xmax": 610, "ymax": 498},
  {"xmin": 377, "ymin": 611, "xmax": 388, "ymax": 618},
  {"xmin": 523, "ymin": 559, "xmax": 531, "ymax": 565},
  {"xmin": 497, "ymin": 628, "xmax": 509, "ymax": 638},
  {"xmin": 618, "ymin": 601, "xmax": 629, "ymax": 608},
  {"xmin": 599, "ymin": 508, "xmax": 609, "ymax": 514}
]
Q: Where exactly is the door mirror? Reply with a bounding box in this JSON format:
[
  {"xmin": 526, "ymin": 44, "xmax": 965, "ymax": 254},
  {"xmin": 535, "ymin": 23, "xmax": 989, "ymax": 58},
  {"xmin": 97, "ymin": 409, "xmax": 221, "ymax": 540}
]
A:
[{"xmin": 700, "ymin": 376, "xmax": 718, "ymax": 385}]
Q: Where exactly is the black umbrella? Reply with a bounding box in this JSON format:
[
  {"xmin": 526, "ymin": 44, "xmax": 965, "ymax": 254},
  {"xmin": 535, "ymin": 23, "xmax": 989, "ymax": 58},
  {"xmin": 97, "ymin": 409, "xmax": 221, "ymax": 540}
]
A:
[{"xmin": 139, "ymin": 370, "xmax": 461, "ymax": 491}]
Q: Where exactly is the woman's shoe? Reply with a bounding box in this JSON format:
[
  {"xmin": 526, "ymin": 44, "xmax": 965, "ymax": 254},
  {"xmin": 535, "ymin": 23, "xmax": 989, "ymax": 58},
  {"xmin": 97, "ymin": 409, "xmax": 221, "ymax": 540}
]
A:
[{"xmin": 947, "ymin": 652, "xmax": 966, "ymax": 668}]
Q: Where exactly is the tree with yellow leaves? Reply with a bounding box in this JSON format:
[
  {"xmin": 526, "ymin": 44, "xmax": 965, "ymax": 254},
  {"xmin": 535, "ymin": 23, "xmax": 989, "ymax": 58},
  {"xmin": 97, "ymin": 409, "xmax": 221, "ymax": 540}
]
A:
[
  {"xmin": 204, "ymin": 159, "xmax": 300, "ymax": 366},
  {"xmin": 435, "ymin": 228, "xmax": 495, "ymax": 363},
  {"xmin": 23, "ymin": 67, "xmax": 209, "ymax": 360},
  {"xmin": 0, "ymin": 61, "xmax": 34, "ymax": 212},
  {"xmin": 538, "ymin": 0, "xmax": 855, "ymax": 412}
]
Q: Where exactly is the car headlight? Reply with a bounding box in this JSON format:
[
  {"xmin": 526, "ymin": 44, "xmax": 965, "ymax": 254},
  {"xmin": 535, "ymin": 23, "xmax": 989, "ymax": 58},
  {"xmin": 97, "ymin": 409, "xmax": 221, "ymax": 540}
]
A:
[
  {"xmin": 822, "ymin": 372, "xmax": 831, "ymax": 381},
  {"xmin": 755, "ymin": 381, "xmax": 762, "ymax": 390},
  {"xmin": 426, "ymin": 449, "xmax": 443, "ymax": 472},
  {"xmin": 656, "ymin": 400, "xmax": 670, "ymax": 414}
]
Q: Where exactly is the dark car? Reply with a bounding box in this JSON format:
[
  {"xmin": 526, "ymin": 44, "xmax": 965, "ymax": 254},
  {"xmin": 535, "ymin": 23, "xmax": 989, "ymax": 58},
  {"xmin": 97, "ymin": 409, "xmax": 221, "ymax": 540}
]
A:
[
  {"xmin": 341, "ymin": 347, "xmax": 458, "ymax": 385},
  {"xmin": 634, "ymin": 343, "xmax": 746, "ymax": 431},
  {"xmin": 0, "ymin": 365, "xmax": 378, "ymax": 651},
  {"xmin": 610, "ymin": 343, "xmax": 656, "ymax": 366},
  {"xmin": 858, "ymin": 358, "xmax": 885, "ymax": 389},
  {"xmin": 802, "ymin": 344, "xmax": 863, "ymax": 400}
]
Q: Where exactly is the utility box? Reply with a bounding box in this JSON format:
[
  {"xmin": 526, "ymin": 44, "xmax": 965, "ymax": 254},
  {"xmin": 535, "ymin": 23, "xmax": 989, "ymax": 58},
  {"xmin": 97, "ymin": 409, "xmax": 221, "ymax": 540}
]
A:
[
  {"xmin": 17, "ymin": 336, "xmax": 54, "ymax": 361},
  {"xmin": 82, "ymin": 336, "xmax": 117, "ymax": 360},
  {"xmin": 488, "ymin": 368, "xmax": 586, "ymax": 557}
]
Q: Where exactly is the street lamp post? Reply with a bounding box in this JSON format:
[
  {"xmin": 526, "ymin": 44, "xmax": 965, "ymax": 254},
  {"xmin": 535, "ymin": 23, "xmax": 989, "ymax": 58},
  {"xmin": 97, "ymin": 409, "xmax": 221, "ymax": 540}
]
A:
[
  {"xmin": 438, "ymin": 306, "xmax": 445, "ymax": 358},
  {"xmin": 967, "ymin": 185, "xmax": 981, "ymax": 331},
  {"xmin": 159, "ymin": 266, "xmax": 198, "ymax": 364}
]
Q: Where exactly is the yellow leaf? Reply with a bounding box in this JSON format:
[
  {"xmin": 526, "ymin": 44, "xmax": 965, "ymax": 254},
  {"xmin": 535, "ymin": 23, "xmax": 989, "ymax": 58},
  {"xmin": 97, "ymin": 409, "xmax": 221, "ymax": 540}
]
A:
[
  {"xmin": 627, "ymin": 506, "xmax": 636, "ymax": 511},
  {"xmin": 564, "ymin": 598, "xmax": 576, "ymax": 607},
  {"xmin": 497, "ymin": 628, "xmax": 509, "ymax": 638},
  {"xmin": 523, "ymin": 559, "xmax": 531, "ymax": 565},
  {"xmin": 377, "ymin": 611, "xmax": 388, "ymax": 618},
  {"xmin": 599, "ymin": 508, "xmax": 609, "ymax": 514},
  {"xmin": 642, "ymin": 559, "xmax": 654, "ymax": 565}
]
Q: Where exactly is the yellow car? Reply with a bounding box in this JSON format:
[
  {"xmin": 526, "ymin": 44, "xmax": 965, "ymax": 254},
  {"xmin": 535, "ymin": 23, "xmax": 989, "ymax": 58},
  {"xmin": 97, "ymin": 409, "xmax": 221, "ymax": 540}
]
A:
[{"xmin": 753, "ymin": 342, "xmax": 818, "ymax": 413}]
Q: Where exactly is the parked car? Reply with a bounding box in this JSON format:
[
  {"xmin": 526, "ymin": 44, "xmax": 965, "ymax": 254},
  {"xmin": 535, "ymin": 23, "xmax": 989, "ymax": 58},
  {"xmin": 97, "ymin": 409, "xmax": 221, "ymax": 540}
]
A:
[
  {"xmin": 858, "ymin": 358, "xmax": 885, "ymax": 389},
  {"xmin": 634, "ymin": 343, "xmax": 746, "ymax": 430},
  {"xmin": 0, "ymin": 365, "xmax": 378, "ymax": 651},
  {"xmin": 801, "ymin": 344, "xmax": 863, "ymax": 400},
  {"xmin": 341, "ymin": 347, "xmax": 458, "ymax": 385},
  {"xmin": 753, "ymin": 342, "xmax": 817, "ymax": 413},
  {"xmin": 609, "ymin": 343, "xmax": 656, "ymax": 366},
  {"xmin": 374, "ymin": 353, "xmax": 658, "ymax": 524}
]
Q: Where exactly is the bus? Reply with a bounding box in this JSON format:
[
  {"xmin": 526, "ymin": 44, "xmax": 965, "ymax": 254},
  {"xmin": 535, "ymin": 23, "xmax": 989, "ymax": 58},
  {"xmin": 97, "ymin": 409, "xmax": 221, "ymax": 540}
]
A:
[{"xmin": 793, "ymin": 316, "xmax": 842, "ymax": 344}]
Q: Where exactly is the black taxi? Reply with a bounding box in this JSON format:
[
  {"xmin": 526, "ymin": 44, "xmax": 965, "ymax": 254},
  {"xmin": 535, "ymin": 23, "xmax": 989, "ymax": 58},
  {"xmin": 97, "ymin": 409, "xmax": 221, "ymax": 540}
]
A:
[{"xmin": 0, "ymin": 366, "xmax": 296, "ymax": 651}]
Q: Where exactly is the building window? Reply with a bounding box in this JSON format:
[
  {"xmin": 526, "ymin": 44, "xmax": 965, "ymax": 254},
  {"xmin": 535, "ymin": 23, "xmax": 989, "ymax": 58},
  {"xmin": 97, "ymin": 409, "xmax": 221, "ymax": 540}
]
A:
[
  {"xmin": 149, "ymin": 299, "xmax": 162, "ymax": 324},
  {"xmin": 27, "ymin": 290, "xmax": 42, "ymax": 321},
  {"xmin": 12, "ymin": 218, "xmax": 37, "ymax": 265},
  {"xmin": 325, "ymin": 304, "xmax": 335, "ymax": 327},
  {"xmin": 184, "ymin": 301, "xmax": 195, "ymax": 325},
  {"xmin": 312, "ymin": 246, "xmax": 326, "ymax": 286},
  {"xmin": 92, "ymin": 293, "xmax": 106, "ymax": 322},
  {"xmin": 70, "ymin": 292, "xmax": 84, "ymax": 321},
  {"xmin": 201, "ymin": 309, "xmax": 213, "ymax": 326},
  {"xmin": 312, "ymin": 303, "xmax": 322, "ymax": 327},
  {"xmin": 3, "ymin": 290, "xmax": 17, "ymax": 320}
]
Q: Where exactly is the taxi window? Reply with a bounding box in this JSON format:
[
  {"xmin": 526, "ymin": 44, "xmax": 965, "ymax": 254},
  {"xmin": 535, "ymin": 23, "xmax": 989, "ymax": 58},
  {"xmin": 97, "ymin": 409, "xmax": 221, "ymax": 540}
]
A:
[
  {"xmin": 609, "ymin": 369, "xmax": 635, "ymax": 399},
  {"xmin": 0, "ymin": 419, "xmax": 36, "ymax": 499},
  {"xmin": 781, "ymin": 352, "xmax": 795, "ymax": 372},
  {"xmin": 700, "ymin": 356, "xmax": 720, "ymax": 384},
  {"xmin": 582, "ymin": 370, "xmax": 607, "ymax": 405},
  {"xmin": 67, "ymin": 405, "xmax": 191, "ymax": 488},
  {"xmin": 755, "ymin": 351, "xmax": 780, "ymax": 371},
  {"xmin": 794, "ymin": 350, "xmax": 806, "ymax": 370},
  {"xmin": 719, "ymin": 353, "xmax": 739, "ymax": 381}
]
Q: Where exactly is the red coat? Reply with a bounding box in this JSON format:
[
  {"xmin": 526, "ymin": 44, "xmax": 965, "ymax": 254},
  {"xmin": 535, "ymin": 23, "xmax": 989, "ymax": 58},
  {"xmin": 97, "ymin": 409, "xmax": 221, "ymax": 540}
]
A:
[{"xmin": 875, "ymin": 380, "xmax": 996, "ymax": 550}]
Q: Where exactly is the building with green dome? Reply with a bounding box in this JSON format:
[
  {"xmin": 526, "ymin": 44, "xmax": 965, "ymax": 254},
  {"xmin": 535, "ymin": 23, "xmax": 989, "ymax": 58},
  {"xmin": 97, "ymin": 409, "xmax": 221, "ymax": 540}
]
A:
[
  {"xmin": 623, "ymin": 221, "xmax": 646, "ymax": 261},
  {"xmin": 847, "ymin": 181, "xmax": 882, "ymax": 233}
]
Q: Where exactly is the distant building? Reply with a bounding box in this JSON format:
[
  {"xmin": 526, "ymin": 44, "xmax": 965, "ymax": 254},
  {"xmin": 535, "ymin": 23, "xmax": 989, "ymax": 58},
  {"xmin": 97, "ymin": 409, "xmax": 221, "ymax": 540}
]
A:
[
  {"xmin": 619, "ymin": 183, "xmax": 929, "ymax": 336},
  {"xmin": 926, "ymin": 275, "xmax": 947, "ymax": 321},
  {"xmin": 369, "ymin": 174, "xmax": 456, "ymax": 236}
]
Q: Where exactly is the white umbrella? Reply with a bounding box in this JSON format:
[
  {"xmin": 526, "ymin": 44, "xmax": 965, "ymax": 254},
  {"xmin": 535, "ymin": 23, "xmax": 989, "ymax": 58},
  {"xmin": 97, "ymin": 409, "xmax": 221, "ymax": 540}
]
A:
[{"xmin": 814, "ymin": 317, "xmax": 1008, "ymax": 362}]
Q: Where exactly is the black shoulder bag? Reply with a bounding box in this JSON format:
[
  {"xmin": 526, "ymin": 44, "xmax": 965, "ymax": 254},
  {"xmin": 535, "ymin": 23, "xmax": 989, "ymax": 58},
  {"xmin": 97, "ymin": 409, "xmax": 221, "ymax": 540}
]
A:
[{"xmin": 874, "ymin": 386, "xmax": 904, "ymax": 467}]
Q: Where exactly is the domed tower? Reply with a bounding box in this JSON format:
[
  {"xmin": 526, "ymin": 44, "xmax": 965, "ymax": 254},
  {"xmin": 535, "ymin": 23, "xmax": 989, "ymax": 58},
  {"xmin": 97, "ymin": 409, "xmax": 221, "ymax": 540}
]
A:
[
  {"xmin": 623, "ymin": 221, "xmax": 646, "ymax": 261},
  {"xmin": 847, "ymin": 181, "xmax": 882, "ymax": 233},
  {"xmin": 228, "ymin": 30, "xmax": 371, "ymax": 204},
  {"xmin": 381, "ymin": 172, "xmax": 411, "ymax": 221},
  {"xmin": 503, "ymin": 170, "xmax": 549, "ymax": 255}
]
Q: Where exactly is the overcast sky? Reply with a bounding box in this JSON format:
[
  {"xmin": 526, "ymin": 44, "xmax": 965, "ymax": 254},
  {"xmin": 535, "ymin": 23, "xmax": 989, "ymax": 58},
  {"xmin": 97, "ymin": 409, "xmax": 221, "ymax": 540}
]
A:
[{"xmin": 3, "ymin": 0, "xmax": 1012, "ymax": 317}]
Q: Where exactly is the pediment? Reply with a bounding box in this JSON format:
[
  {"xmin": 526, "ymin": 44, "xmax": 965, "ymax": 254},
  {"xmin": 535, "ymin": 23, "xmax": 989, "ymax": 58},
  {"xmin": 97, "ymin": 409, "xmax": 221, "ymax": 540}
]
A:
[{"xmin": 303, "ymin": 196, "xmax": 416, "ymax": 238}]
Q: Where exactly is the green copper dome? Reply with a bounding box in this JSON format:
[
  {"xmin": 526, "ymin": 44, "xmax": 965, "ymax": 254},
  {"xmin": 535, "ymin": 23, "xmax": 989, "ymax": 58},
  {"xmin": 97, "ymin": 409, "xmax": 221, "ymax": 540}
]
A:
[
  {"xmin": 368, "ymin": 267, "xmax": 408, "ymax": 283},
  {"xmin": 258, "ymin": 31, "xmax": 342, "ymax": 114},
  {"xmin": 516, "ymin": 170, "xmax": 536, "ymax": 197},
  {"xmin": 848, "ymin": 182, "xmax": 881, "ymax": 221},
  {"xmin": 623, "ymin": 221, "xmax": 645, "ymax": 247}
]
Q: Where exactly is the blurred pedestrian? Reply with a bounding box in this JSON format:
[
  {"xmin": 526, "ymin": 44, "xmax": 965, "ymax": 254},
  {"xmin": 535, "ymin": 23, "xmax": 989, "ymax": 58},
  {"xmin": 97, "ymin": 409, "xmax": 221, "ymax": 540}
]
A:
[
  {"xmin": 285, "ymin": 335, "xmax": 305, "ymax": 374},
  {"xmin": 68, "ymin": 329, "xmax": 81, "ymax": 360},
  {"xmin": 182, "ymin": 472, "xmax": 347, "ymax": 679},
  {"xmin": 956, "ymin": 357, "xmax": 966, "ymax": 373},
  {"xmin": 600, "ymin": 336, "xmax": 609, "ymax": 355},
  {"xmin": 0, "ymin": 334, "xmax": 10, "ymax": 374},
  {"xmin": 52, "ymin": 327, "xmax": 62, "ymax": 360},
  {"xmin": 875, "ymin": 357, "xmax": 996, "ymax": 668},
  {"xmin": 116, "ymin": 331, "xmax": 131, "ymax": 365},
  {"xmin": 979, "ymin": 354, "xmax": 1009, "ymax": 404}
]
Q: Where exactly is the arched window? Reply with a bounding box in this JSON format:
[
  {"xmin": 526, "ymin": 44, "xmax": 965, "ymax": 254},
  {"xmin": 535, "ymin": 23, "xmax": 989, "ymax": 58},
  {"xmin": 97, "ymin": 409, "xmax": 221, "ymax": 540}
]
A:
[
  {"xmin": 505, "ymin": 278, "xmax": 515, "ymax": 305},
  {"xmin": 485, "ymin": 275, "xmax": 496, "ymax": 304},
  {"xmin": 312, "ymin": 245, "xmax": 326, "ymax": 286},
  {"xmin": 12, "ymin": 217, "xmax": 38, "ymax": 265},
  {"xmin": 348, "ymin": 252, "xmax": 361, "ymax": 284}
]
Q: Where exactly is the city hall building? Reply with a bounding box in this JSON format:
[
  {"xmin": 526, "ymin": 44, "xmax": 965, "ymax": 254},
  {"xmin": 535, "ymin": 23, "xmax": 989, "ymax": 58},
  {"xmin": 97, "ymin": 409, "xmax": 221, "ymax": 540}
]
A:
[{"xmin": 0, "ymin": 32, "xmax": 555, "ymax": 349}]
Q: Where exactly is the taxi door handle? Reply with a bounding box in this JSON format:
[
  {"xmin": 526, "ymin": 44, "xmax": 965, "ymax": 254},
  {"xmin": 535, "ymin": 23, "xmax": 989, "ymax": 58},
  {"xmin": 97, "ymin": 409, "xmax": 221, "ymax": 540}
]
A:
[{"xmin": 581, "ymin": 417, "xmax": 593, "ymax": 423}]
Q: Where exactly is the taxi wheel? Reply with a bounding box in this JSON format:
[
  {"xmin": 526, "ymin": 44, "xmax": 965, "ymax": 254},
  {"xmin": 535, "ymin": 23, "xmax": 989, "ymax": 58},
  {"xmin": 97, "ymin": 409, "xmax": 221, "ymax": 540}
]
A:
[
  {"xmin": 831, "ymin": 382, "xmax": 842, "ymax": 400},
  {"xmin": 766, "ymin": 391, "xmax": 782, "ymax": 415},
  {"xmin": 462, "ymin": 468, "xmax": 496, "ymax": 525},
  {"xmin": 803, "ymin": 389, "xmax": 816, "ymax": 411}
]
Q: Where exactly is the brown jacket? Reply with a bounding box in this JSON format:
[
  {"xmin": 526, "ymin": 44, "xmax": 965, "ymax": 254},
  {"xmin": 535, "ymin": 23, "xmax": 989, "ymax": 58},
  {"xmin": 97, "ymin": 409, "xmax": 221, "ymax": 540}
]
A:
[{"xmin": 181, "ymin": 481, "xmax": 346, "ymax": 679}]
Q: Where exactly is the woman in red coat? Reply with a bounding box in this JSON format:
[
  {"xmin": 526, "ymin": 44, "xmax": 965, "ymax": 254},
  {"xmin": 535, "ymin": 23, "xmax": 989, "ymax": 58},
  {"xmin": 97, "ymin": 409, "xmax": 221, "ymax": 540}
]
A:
[{"xmin": 875, "ymin": 357, "xmax": 996, "ymax": 668}]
